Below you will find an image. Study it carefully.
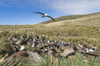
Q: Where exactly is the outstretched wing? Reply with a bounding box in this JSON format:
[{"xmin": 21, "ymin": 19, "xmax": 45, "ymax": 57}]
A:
[
  {"xmin": 34, "ymin": 12, "xmax": 44, "ymax": 15},
  {"xmin": 47, "ymin": 16, "xmax": 55, "ymax": 21}
]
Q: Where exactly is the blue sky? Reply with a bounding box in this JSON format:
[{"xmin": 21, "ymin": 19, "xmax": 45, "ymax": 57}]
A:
[{"xmin": 0, "ymin": 0, "xmax": 100, "ymax": 25}]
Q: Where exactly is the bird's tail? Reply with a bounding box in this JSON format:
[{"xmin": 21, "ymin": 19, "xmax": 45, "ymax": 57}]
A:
[{"xmin": 42, "ymin": 16, "xmax": 44, "ymax": 18}]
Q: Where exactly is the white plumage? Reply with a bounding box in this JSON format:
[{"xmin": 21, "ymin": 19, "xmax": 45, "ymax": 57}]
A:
[
  {"xmin": 88, "ymin": 49, "xmax": 94, "ymax": 52},
  {"xmin": 86, "ymin": 48, "xmax": 89, "ymax": 53},
  {"xmin": 33, "ymin": 38, "xmax": 36, "ymax": 41},
  {"xmin": 89, "ymin": 47, "xmax": 96, "ymax": 52},
  {"xmin": 60, "ymin": 41, "xmax": 64, "ymax": 45},
  {"xmin": 34, "ymin": 12, "xmax": 55, "ymax": 21},
  {"xmin": 44, "ymin": 14, "xmax": 48, "ymax": 16},
  {"xmin": 78, "ymin": 44, "xmax": 83, "ymax": 48},
  {"xmin": 20, "ymin": 45, "xmax": 25, "ymax": 51},
  {"xmin": 32, "ymin": 43, "xmax": 35, "ymax": 47},
  {"xmin": 86, "ymin": 47, "xmax": 96, "ymax": 53},
  {"xmin": 47, "ymin": 40, "xmax": 50, "ymax": 44},
  {"xmin": 20, "ymin": 36, "xmax": 23, "ymax": 39},
  {"xmin": 45, "ymin": 49, "xmax": 48, "ymax": 52},
  {"xmin": 8, "ymin": 37, "xmax": 11, "ymax": 40}
]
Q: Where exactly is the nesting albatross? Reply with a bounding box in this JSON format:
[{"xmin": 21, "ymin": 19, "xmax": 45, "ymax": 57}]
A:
[{"xmin": 34, "ymin": 12, "xmax": 55, "ymax": 21}]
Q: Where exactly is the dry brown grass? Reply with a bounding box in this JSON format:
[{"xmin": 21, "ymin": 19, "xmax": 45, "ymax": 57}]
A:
[{"xmin": 0, "ymin": 12, "xmax": 100, "ymax": 66}]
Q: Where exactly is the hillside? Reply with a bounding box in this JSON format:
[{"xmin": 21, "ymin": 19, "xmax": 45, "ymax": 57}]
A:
[
  {"xmin": 0, "ymin": 12, "xmax": 100, "ymax": 47},
  {"xmin": 0, "ymin": 12, "xmax": 100, "ymax": 66},
  {"xmin": 42, "ymin": 12, "xmax": 100, "ymax": 24}
]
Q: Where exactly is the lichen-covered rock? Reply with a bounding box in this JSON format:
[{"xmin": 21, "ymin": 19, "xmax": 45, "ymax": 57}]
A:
[
  {"xmin": 6, "ymin": 51, "xmax": 28, "ymax": 61},
  {"xmin": 27, "ymin": 51, "xmax": 44, "ymax": 62},
  {"xmin": 6, "ymin": 50, "xmax": 44, "ymax": 61},
  {"xmin": 60, "ymin": 48, "xmax": 74, "ymax": 57}
]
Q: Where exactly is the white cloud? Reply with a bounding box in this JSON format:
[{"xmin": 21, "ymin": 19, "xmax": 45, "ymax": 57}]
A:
[
  {"xmin": 48, "ymin": 0, "xmax": 100, "ymax": 14},
  {"xmin": 0, "ymin": 0, "xmax": 100, "ymax": 14}
]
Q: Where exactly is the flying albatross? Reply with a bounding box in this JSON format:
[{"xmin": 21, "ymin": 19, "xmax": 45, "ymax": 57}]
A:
[{"xmin": 34, "ymin": 12, "xmax": 55, "ymax": 21}]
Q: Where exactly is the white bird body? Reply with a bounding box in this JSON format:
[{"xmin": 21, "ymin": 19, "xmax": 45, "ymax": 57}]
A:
[
  {"xmin": 33, "ymin": 38, "xmax": 36, "ymax": 41},
  {"xmin": 20, "ymin": 45, "xmax": 25, "ymax": 51},
  {"xmin": 54, "ymin": 40, "xmax": 57, "ymax": 43},
  {"xmin": 41, "ymin": 40, "xmax": 43, "ymax": 42},
  {"xmin": 86, "ymin": 48, "xmax": 89, "ymax": 53},
  {"xmin": 89, "ymin": 49, "xmax": 94, "ymax": 52},
  {"xmin": 8, "ymin": 37, "xmax": 11, "ymax": 40},
  {"xmin": 86, "ymin": 47, "xmax": 96, "ymax": 53},
  {"xmin": 78, "ymin": 44, "xmax": 83, "ymax": 48},
  {"xmin": 34, "ymin": 12, "xmax": 55, "ymax": 21},
  {"xmin": 44, "ymin": 14, "xmax": 48, "ymax": 16},
  {"xmin": 89, "ymin": 47, "xmax": 96, "ymax": 52},
  {"xmin": 60, "ymin": 41, "xmax": 64, "ymax": 45},
  {"xmin": 45, "ymin": 49, "xmax": 48, "ymax": 52},
  {"xmin": 29, "ymin": 39, "xmax": 32, "ymax": 41},
  {"xmin": 20, "ymin": 36, "xmax": 23, "ymax": 39},
  {"xmin": 48, "ymin": 40, "xmax": 50, "ymax": 44},
  {"xmin": 32, "ymin": 43, "xmax": 35, "ymax": 47}
]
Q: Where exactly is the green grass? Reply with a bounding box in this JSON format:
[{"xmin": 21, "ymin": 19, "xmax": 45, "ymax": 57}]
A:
[
  {"xmin": 0, "ymin": 12, "xmax": 100, "ymax": 66},
  {"xmin": 0, "ymin": 24, "xmax": 100, "ymax": 48},
  {"xmin": 42, "ymin": 12, "xmax": 100, "ymax": 24},
  {"xmin": 1, "ymin": 53, "xmax": 100, "ymax": 66}
]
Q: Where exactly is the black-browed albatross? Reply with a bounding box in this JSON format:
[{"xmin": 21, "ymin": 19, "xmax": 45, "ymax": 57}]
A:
[{"xmin": 34, "ymin": 12, "xmax": 55, "ymax": 21}]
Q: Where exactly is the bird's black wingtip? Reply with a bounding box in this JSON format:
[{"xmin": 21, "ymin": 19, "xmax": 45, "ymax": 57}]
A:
[{"xmin": 33, "ymin": 12, "xmax": 37, "ymax": 13}]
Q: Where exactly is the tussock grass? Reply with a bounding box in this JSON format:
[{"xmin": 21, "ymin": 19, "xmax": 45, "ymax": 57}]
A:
[
  {"xmin": 0, "ymin": 12, "xmax": 100, "ymax": 65},
  {"xmin": 0, "ymin": 21, "xmax": 100, "ymax": 48},
  {"xmin": 1, "ymin": 53, "xmax": 99, "ymax": 66}
]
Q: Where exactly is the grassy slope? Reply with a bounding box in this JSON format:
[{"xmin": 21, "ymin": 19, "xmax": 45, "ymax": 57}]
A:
[
  {"xmin": 42, "ymin": 12, "xmax": 100, "ymax": 24},
  {"xmin": 1, "ymin": 12, "xmax": 100, "ymax": 48},
  {"xmin": 0, "ymin": 12, "xmax": 100, "ymax": 66}
]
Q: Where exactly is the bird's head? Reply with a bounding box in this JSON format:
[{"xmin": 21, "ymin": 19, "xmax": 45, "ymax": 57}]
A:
[{"xmin": 92, "ymin": 47, "xmax": 96, "ymax": 50}]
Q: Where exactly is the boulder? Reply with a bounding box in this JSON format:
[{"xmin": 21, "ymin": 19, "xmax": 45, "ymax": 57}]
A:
[
  {"xmin": 6, "ymin": 51, "xmax": 28, "ymax": 61},
  {"xmin": 12, "ymin": 37, "xmax": 18, "ymax": 42},
  {"xmin": 60, "ymin": 48, "xmax": 74, "ymax": 57},
  {"xmin": 16, "ymin": 39, "xmax": 23, "ymax": 45},
  {"xmin": 26, "ymin": 51, "xmax": 44, "ymax": 62},
  {"xmin": 5, "ymin": 51, "xmax": 44, "ymax": 63}
]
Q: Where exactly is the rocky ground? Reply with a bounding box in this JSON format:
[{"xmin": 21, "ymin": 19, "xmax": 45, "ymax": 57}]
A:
[{"xmin": 0, "ymin": 35, "xmax": 99, "ymax": 64}]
